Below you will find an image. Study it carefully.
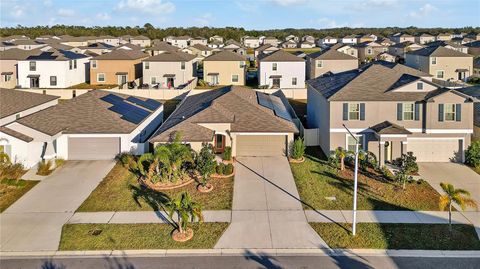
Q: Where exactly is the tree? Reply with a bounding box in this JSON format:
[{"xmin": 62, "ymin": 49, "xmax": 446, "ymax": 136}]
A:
[
  {"xmin": 465, "ymin": 141, "xmax": 480, "ymax": 168},
  {"xmin": 335, "ymin": 147, "xmax": 347, "ymax": 171},
  {"xmin": 439, "ymin": 182, "xmax": 478, "ymax": 231},
  {"xmin": 394, "ymin": 169, "xmax": 411, "ymax": 190},
  {"xmin": 166, "ymin": 192, "xmax": 203, "ymax": 241},
  {"xmin": 196, "ymin": 143, "xmax": 216, "ymax": 189}
]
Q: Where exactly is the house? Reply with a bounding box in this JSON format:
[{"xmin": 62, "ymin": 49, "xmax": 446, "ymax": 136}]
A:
[
  {"xmin": 456, "ymin": 86, "xmax": 480, "ymax": 139},
  {"xmin": 0, "ymin": 48, "xmax": 40, "ymax": 89},
  {"xmin": 306, "ymin": 49, "xmax": 358, "ymax": 79},
  {"xmin": 436, "ymin": 33, "xmax": 452, "ymax": 41},
  {"xmin": 335, "ymin": 44, "xmax": 358, "ymax": 58},
  {"xmin": 299, "ymin": 41, "xmax": 316, "ymax": 48},
  {"xmin": 465, "ymin": 33, "xmax": 480, "ymax": 41},
  {"xmin": 263, "ymin": 37, "xmax": 280, "ymax": 47},
  {"xmin": 209, "ymin": 35, "xmax": 224, "ymax": 43},
  {"xmin": 405, "ymin": 46, "xmax": 473, "ymax": 81},
  {"xmin": 357, "ymin": 34, "xmax": 375, "ymax": 43},
  {"xmin": 142, "ymin": 51, "xmax": 196, "ymax": 89},
  {"xmin": 341, "ymin": 35, "xmax": 358, "ymax": 44},
  {"xmin": 168, "ymin": 36, "xmax": 191, "ymax": 49},
  {"xmin": 0, "ymin": 89, "xmax": 58, "ymax": 126},
  {"xmin": 281, "ymin": 40, "xmax": 297, "ymax": 49},
  {"xmin": 189, "ymin": 37, "xmax": 208, "ymax": 46},
  {"xmin": 120, "ymin": 35, "xmax": 133, "ymax": 44},
  {"xmin": 115, "ymin": 43, "xmax": 143, "ymax": 51},
  {"xmin": 254, "ymin": 44, "xmax": 280, "ymax": 58},
  {"xmin": 302, "ymin": 35, "xmax": 315, "ymax": 43},
  {"xmin": 224, "ymin": 40, "xmax": 247, "ymax": 55},
  {"xmin": 207, "ymin": 39, "xmax": 225, "ymax": 49},
  {"xmin": 17, "ymin": 49, "xmax": 90, "ymax": 89},
  {"xmin": 415, "ymin": 33, "xmax": 435, "ymax": 44},
  {"xmin": 95, "ymin": 35, "xmax": 119, "ymax": 46},
  {"xmin": 377, "ymin": 38, "xmax": 395, "ymax": 47},
  {"xmin": 148, "ymin": 41, "xmax": 179, "ymax": 56},
  {"xmin": 257, "ymin": 50, "xmax": 305, "ymax": 89},
  {"xmin": 319, "ymin": 36, "xmax": 338, "ymax": 45},
  {"xmin": 425, "ymin": 41, "xmax": 469, "ymax": 54},
  {"xmin": 149, "ymin": 86, "xmax": 298, "ymax": 157},
  {"xmin": 0, "ymin": 90, "xmax": 164, "ymax": 168},
  {"xmin": 90, "ymin": 49, "xmax": 149, "ymax": 86},
  {"xmin": 388, "ymin": 41, "xmax": 424, "ymax": 59},
  {"xmin": 203, "ymin": 51, "xmax": 247, "ymax": 86},
  {"xmin": 472, "ymin": 58, "xmax": 480, "ymax": 77},
  {"xmin": 376, "ymin": 52, "xmax": 396, "ymax": 63},
  {"xmin": 243, "ymin": 37, "xmax": 261, "ymax": 48},
  {"xmin": 464, "ymin": 41, "xmax": 480, "ymax": 56},
  {"xmin": 307, "ymin": 61, "xmax": 474, "ymax": 164},
  {"xmin": 60, "ymin": 36, "xmax": 89, "ymax": 47},
  {"xmin": 11, "ymin": 39, "xmax": 46, "ymax": 50},
  {"xmin": 390, "ymin": 33, "xmax": 415, "ymax": 44},
  {"xmin": 75, "ymin": 42, "xmax": 114, "ymax": 55},
  {"xmin": 355, "ymin": 42, "xmax": 388, "ymax": 63},
  {"xmin": 285, "ymin": 35, "xmax": 299, "ymax": 42},
  {"xmin": 183, "ymin": 44, "xmax": 213, "ymax": 59},
  {"xmin": 130, "ymin": 36, "xmax": 151, "ymax": 47}
]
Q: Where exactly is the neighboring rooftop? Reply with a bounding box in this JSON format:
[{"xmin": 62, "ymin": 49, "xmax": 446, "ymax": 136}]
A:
[
  {"xmin": 0, "ymin": 88, "xmax": 59, "ymax": 119},
  {"xmin": 149, "ymin": 41, "xmax": 179, "ymax": 52},
  {"xmin": 307, "ymin": 48, "xmax": 357, "ymax": 60},
  {"xmin": 203, "ymin": 50, "xmax": 247, "ymax": 61},
  {"xmin": 92, "ymin": 49, "xmax": 149, "ymax": 60},
  {"xmin": 258, "ymin": 49, "xmax": 305, "ymax": 62},
  {"xmin": 144, "ymin": 51, "xmax": 196, "ymax": 62},
  {"xmin": 407, "ymin": 46, "xmax": 473, "ymax": 57}
]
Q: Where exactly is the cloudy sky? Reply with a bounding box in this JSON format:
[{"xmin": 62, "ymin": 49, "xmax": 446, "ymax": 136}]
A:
[{"xmin": 1, "ymin": 0, "xmax": 479, "ymax": 29}]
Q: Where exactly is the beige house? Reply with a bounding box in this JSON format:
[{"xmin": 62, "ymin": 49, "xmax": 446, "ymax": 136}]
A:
[
  {"xmin": 390, "ymin": 33, "xmax": 415, "ymax": 44},
  {"xmin": 147, "ymin": 41, "xmax": 179, "ymax": 56},
  {"xmin": 130, "ymin": 36, "xmax": 151, "ymax": 47},
  {"xmin": 388, "ymin": 41, "xmax": 424, "ymax": 58},
  {"xmin": 405, "ymin": 46, "xmax": 473, "ymax": 81},
  {"xmin": 335, "ymin": 44, "xmax": 358, "ymax": 58},
  {"xmin": 355, "ymin": 42, "xmax": 388, "ymax": 63},
  {"xmin": 307, "ymin": 62, "xmax": 474, "ymax": 164},
  {"xmin": 90, "ymin": 49, "xmax": 149, "ymax": 86},
  {"xmin": 415, "ymin": 33, "xmax": 435, "ymax": 44},
  {"xmin": 306, "ymin": 49, "xmax": 358, "ymax": 79},
  {"xmin": 142, "ymin": 51, "xmax": 196, "ymax": 89},
  {"xmin": 183, "ymin": 44, "xmax": 213, "ymax": 59},
  {"xmin": 436, "ymin": 33, "xmax": 452, "ymax": 41},
  {"xmin": 203, "ymin": 51, "xmax": 247, "ymax": 86},
  {"xmin": 0, "ymin": 49, "xmax": 40, "ymax": 89}
]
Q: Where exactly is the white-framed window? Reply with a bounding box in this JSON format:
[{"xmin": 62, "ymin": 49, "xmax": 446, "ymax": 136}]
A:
[
  {"xmin": 403, "ymin": 103, "xmax": 414, "ymax": 120},
  {"xmin": 151, "ymin": 76, "xmax": 157, "ymax": 84},
  {"xmin": 317, "ymin": 60, "xmax": 323, "ymax": 68},
  {"xmin": 232, "ymin": 74, "xmax": 239, "ymax": 83},
  {"xmin": 181, "ymin": 62, "xmax": 185, "ymax": 70},
  {"xmin": 97, "ymin": 73, "xmax": 105, "ymax": 82},
  {"xmin": 69, "ymin": 60, "xmax": 73, "ymax": 70},
  {"xmin": 292, "ymin": 77, "xmax": 297, "ymax": 86},
  {"xmin": 29, "ymin": 61, "xmax": 36, "ymax": 71},
  {"xmin": 431, "ymin": 57, "xmax": 437, "ymax": 65},
  {"xmin": 417, "ymin": 82, "xmax": 423, "ymax": 90},
  {"xmin": 348, "ymin": 103, "xmax": 360, "ymax": 120},
  {"xmin": 91, "ymin": 60, "xmax": 97, "ymax": 69},
  {"xmin": 436, "ymin": 70, "xmax": 444, "ymax": 79},
  {"xmin": 444, "ymin": 104, "xmax": 456, "ymax": 121},
  {"xmin": 145, "ymin": 62, "xmax": 149, "ymax": 70},
  {"xmin": 346, "ymin": 134, "xmax": 364, "ymax": 152},
  {"xmin": 50, "ymin": 76, "xmax": 57, "ymax": 86},
  {"xmin": 272, "ymin": 63, "xmax": 277, "ymax": 71},
  {"xmin": 73, "ymin": 59, "xmax": 77, "ymax": 69}
]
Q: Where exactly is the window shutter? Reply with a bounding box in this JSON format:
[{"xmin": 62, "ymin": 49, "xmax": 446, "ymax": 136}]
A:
[
  {"xmin": 456, "ymin": 104, "xmax": 462, "ymax": 121},
  {"xmin": 414, "ymin": 103, "xmax": 420, "ymax": 121},
  {"xmin": 438, "ymin": 104, "xmax": 444, "ymax": 122},
  {"xmin": 397, "ymin": 103, "xmax": 403, "ymax": 121},
  {"xmin": 360, "ymin": 103, "xmax": 365, "ymax": 121},
  {"xmin": 343, "ymin": 103, "xmax": 348, "ymax": 121}
]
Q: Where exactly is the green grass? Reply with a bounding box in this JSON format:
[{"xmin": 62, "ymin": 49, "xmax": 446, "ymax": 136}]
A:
[
  {"xmin": 77, "ymin": 163, "xmax": 234, "ymax": 212},
  {"xmin": 291, "ymin": 147, "xmax": 442, "ymax": 211},
  {"xmin": 59, "ymin": 223, "xmax": 228, "ymax": 250},
  {"xmin": 0, "ymin": 179, "xmax": 39, "ymax": 212},
  {"xmin": 310, "ymin": 223, "xmax": 480, "ymax": 250}
]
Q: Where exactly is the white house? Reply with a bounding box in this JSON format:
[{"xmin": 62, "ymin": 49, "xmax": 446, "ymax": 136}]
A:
[
  {"xmin": 0, "ymin": 90, "xmax": 164, "ymax": 168},
  {"xmin": 342, "ymin": 35, "xmax": 358, "ymax": 44},
  {"xmin": 17, "ymin": 49, "xmax": 90, "ymax": 88},
  {"xmin": 168, "ymin": 36, "xmax": 191, "ymax": 49},
  {"xmin": 318, "ymin": 36, "xmax": 338, "ymax": 46},
  {"xmin": 258, "ymin": 50, "xmax": 305, "ymax": 89},
  {"xmin": 243, "ymin": 37, "xmax": 261, "ymax": 48}
]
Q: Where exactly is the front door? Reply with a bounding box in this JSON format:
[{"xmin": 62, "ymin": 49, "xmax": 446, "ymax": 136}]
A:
[
  {"xmin": 458, "ymin": 72, "xmax": 465, "ymax": 81},
  {"xmin": 272, "ymin": 78, "xmax": 280, "ymax": 88},
  {"xmin": 118, "ymin": 75, "xmax": 127, "ymax": 85},
  {"xmin": 30, "ymin": 77, "xmax": 39, "ymax": 88},
  {"xmin": 167, "ymin": 77, "xmax": 175, "ymax": 88},
  {"xmin": 214, "ymin": 134, "xmax": 225, "ymax": 154},
  {"xmin": 384, "ymin": 141, "xmax": 393, "ymax": 163}
]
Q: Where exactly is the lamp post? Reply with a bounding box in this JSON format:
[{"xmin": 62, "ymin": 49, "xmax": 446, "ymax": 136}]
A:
[{"xmin": 343, "ymin": 124, "xmax": 359, "ymax": 236}]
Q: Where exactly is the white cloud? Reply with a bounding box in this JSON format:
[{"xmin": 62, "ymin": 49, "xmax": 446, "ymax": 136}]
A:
[
  {"xmin": 116, "ymin": 0, "xmax": 175, "ymax": 14},
  {"xmin": 57, "ymin": 8, "xmax": 75, "ymax": 17},
  {"xmin": 195, "ymin": 13, "xmax": 214, "ymax": 26},
  {"xmin": 409, "ymin": 3, "xmax": 437, "ymax": 18},
  {"xmin": 270, "ymin": 0, "xmax": 306, "ymax": 7},
  {"xmin": 352, "ymin": 0, "xmax": 398, "ymax": 11},
  {"xmin": 11, "ymin": 4, "xmax": 25, "ymax": 18},
  {"xmin": 96, "ymin": 12, "xmax": 111, "ymax": 20},
  {"xmin": 315, "ymin": 17, "xmax": 346, "ymax": 28}
]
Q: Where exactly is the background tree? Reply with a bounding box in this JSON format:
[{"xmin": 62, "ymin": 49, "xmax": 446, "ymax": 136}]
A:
[{"xmin": 439, "ymin": 182, "xmax": 478, "ymax": 231}]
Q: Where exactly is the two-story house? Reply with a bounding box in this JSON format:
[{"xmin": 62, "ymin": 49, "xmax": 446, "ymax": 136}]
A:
[
  {"xmin": 258, "ymin": 50, "xmax": 305, "ymax": 89},
  {"xmin": 388, "ymin": 41, "xmax": 424, "ymax": 59},
  {"xmin": 148, "ymin": 41, "xmax": 179, "ymax": 56},
  {"xmin": 243, "ymin": 37, "xmax": 261, "ymax": 48},
  {"xmin": 142, "ymin": 51, "xmax": 196, "ymax": 89},
  {"xmin": 355, "ymin": 42, "xmax": 388, "ymax": 63},
  {"xmin": 203, "ymin": 51, "xmax": 247, "ymax": 86},
  {"xmin": 307, "ymin": 61, "xmax": 474, "ymax": 164},
  {"xmin": 319, "ymin": 36, "xmax": 338, "ymax": 46},
  {"xmin": 130, "ymin": 36, "xmax": 151, "ymax": 48},
  {"xmin": 0, "ymin": 48, "xmax": 40, "ymax": 89},
  {"xmin": 390, "ymin": 33, "xmax": 415, "ymax": 44},
  {"xmin": 415, "ymin": 33, "xmax": 436, "ymax": 44},
  {"xmin": 342, "ymin": 35, "xmax": 358, "ymax": 44},
  {"xmin": 263, "ymin": 37, "xmax": 280, "ymax": 47},
  {"xmin": 183, "ymin": 44, "xmax": 213, "ymax": 60},
  {"xmin": 189, "ymin": 37, "xmax": 208, "ymax": 46},
  {"xmin": 306, "ymin": 49, "xmax": 358, "ymax": 79},
  {"xmin": 168, "ymin": 36, "xmax": 191, "ymax": 49},
  {"xmin": 405, "ymin": 46, "xmax": 473, "ymax": 81}
]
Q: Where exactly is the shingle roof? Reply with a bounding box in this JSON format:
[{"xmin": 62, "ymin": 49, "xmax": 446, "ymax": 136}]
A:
[
  {"xmin": 144, "ymin": 51, "xmax": 196, "ymax": 62},
  {"xmin": 0, "ymin": 48, "xmax": 42, "ymax": 60},
  {"xmin": 0, "ymin": 88, "xmax": 58, "ymax": 119},
  {"xmin": 0, "ymin": 126, "xmax": 33, "ymax": 142},
  {"xmin": 149, "ymin": 41, "xmax": 179, "ymax": 52},
  {"xmin": 92, "ymin": 49, "xmax": 149, "ymax": 60},
  {"xmin": 203, "ymin": 50, "xmax": 247, "ymax": 61},
  {"xmin": 407, "ymin": 46, "xmax": 472, "ymax": 57},
  {"xmin": 78, "ymin": 42, "xmax": 114, "ymax": 50},
  {"xmin": 150, "ymin": 86, "xmax": 298, "ymax": 142},
  {"xmin": 191, "ymin": 43, "xmax": 212, "ymax": 51},
  {"xmin": 16, "ymin": 90, "xmax": 160, "ymax": 136},
  {"xmin": 307, "ymin": 48, "xmax": 357, "ymax": 60},
  {"xmin": 132, "ymin": 35, "xmax": 150, "ymax": 40},
  {"xmin": 25, "ymin": 49, "xmax": 89, "ymax": 61},
  {"xmin": 370, "ymin": 121, "xmax": 412, "ymax": 135},
  {"xmin": 258, "ymin": 49, "xmax": 305, "ymax": 62}
]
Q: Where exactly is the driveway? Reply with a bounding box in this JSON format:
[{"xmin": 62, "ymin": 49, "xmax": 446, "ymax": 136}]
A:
[
  {"xmin": 0, "ymin": 160, "xmax": 115, "ymax": 251},
  {"xmin": 214, "ymin": 157, "xmax": 327, "ymax": 249},
  {"xmin": 418, "ymin": 162, "xmax": 480, "ymax": 211}
]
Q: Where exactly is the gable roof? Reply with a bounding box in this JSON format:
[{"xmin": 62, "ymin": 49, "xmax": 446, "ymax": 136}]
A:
[
  {"xmin": 144, "ymin": 51, "xmax": 196, "ymax": 62},
  {"xmin": 191, "ymin": 43, "xmax": 212, "ymax": 51},
  {"xmin": 0, "ymin": 48, "xmax": 42, "ymax": 60},
  {"xmin": 258, "ymin": 49, "xmax": 305, "ymax": 62},
  {"xmin": 0, "ymin": 88, "xmax": 59, "ymax": 119},
  {"xmin": 149, "ymin": 41, "xmax": 179, "ymax": 52},
  {"xmin": 203, "ymin": 50, "xmax": 247, "ymax": 61},
  {"xmin": 370, "ymin": 121, "xmax": 412, "ymax": 135},
  {"xmin": 149, "ymin": 86, "xmax": 298, "ymax": 142},
  {"xmin": 24, "ymin": 49, "xmax": 89, "ymax": 61},
  {"xmin": 407, "ymin": 46, "xmax": 472, "ymax": 57},
  {"xmin": 307, "ymin": 48, "xmax": 357, "ymax": 60},
  {"xmin": 92, "ymin": 49, "xmax": 149, "ymax": 60}
]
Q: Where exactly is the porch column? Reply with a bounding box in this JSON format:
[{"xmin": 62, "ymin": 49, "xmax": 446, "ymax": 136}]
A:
[
  {"xmin": 401, "ymin": 141, "xmax": 408, "ymax": 156},
  {"xmin": 379, "ymin": 141, "xmax": 385, "ymax": 166}
]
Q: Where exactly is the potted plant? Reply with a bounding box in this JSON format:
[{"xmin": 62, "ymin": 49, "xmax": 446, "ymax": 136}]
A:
[
  {"xmin": 195, "ymin": 144, "xmax": 216, "ymax": 193},
  {"xmin": 166, "ymin": 192, "xmax": 203, "ymax": 242},
  {"xmin": 289, "ymin": 137, "xmax": 306, "ymax": 163}
]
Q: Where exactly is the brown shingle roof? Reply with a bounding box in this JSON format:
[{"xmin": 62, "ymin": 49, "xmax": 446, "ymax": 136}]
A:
[
  {"xmin": 191, "ymin": 43, "xmax": 212, "ymax": 51},
  {"xmin": 0, "ymin": 126, "xmax": 33, "ymax": 142},
  {"xmin": 0, "ymin": 88, "xmax": 58, "ymax": 119},
  {"xmin": 92, "ymin": 49, "xmax": 149, "ymax": 60},
  {"xmin": 407, "ymin": 46, "xmax": 472, "ymax": 57},
  {"xmin": 149, "ymin": 41, "xmax": 179, "ymax": 52},
  {"xmin": 307, "ymin": 48, "xmax": 357, "ymax": 60},
  {"xmin": 258, "ymin": 49, "xmax": 305, "ymax": 62},
  {"xmin": 144, "ymin": 51, "xmax": 196, "ymax": 62},
  {"xmin": 0, "ymin": 48, "xmax": 42, "ymax": 60},
  {"xmin": 203, "ymin": 50, "xmax": 247, "ymax": 61}
]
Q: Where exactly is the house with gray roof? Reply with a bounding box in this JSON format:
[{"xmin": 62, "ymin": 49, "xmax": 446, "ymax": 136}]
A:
[
  {"xmin": 258, "ymin": 50, "xmax": 305, "ymax": 89},
  {"xmin": 142, "ymin": 51, "xmax": 197, "ymax": 89},
  {"xmin": 149, "ymin": 86, "xmax": 298, "ymax": 157},
  {"xmin": 307, "ymin": 61, "xmax": 474, "ymax": 164},
  {"xmin": 306, "ymin": 48, "xmax": 358, "ymax": 79},
  {"xmin": 203, "ymin": 51, "xmax": 247, "ymax": 86},
  {"xmin": 0, "ymin": 48, "xmax": 42, "ymax": 88}
]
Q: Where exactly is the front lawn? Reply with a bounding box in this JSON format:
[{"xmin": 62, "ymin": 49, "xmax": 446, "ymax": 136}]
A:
[
  {"xmin": 0, "ymin": 179, "xmax": 39, "ymax": 212},
  {"xmin": 77, "ymin": 163, "xmax": 234, "ymax": 212},
  {"xmin": 59, "ymin": 223, "xmax": 228, "ymax": 250},
  {"xmin": 291, "ymin": 147, "xmax": 441, "ymax": 210},
  {"xmin": 310, "ymin": 223, "xmax": 480, "ymax": 250}
]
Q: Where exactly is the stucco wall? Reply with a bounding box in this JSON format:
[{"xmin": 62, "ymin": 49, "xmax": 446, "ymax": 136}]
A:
[
  {"xmin": 90, "ymin": 58, "xmax": 146, "ymax": 85},
  {"xmin": 143, "ymin": 60, "xmax": 195, "ymax": 87},
  {"xmin": 0, "ymin": 59, "xmax": 17, "ymax": 89},
  {"xmin": 306, "ymin": 58, "xmax": 358, "ymax": 79},
  {"xmin": 203, "ymin": 60, "xmax": 246, "ymax": 85},
  {"xmin": 258, "ymin": 61, "xmax": 305, "ymax": 88}
]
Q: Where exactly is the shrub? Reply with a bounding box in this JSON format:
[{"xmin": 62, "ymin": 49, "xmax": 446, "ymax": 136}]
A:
[
  {"xmin": 291, "ymin": 137, "xmax": 306, "ymax": 160},
  {"xmin": 197, "ymin": 79, "xmax": 207, "ymax": 87},
  {"xmin": 465, "ymin": 141, "xmax": 480, "ymax": 168},
  {"xmin": 216, "ymin": 163, "xmax": 225, "ymax": 175},
  {"xmin": 55, "ymin": 158, "xmax": 65, "ymax": 168},
  {"xmin": 0, "ymin": 163, "xmax": 25, "ymax": 181},
  {"xmin": 196, "ymin": 144, "xmax": 216, "ymax": 186},
  {"xmin": 224, "ymin": 164, "xmax": 234, "ymax": 175},
  {"xmin": 117, "ymin": 152, "xmax": 138, "ymax": 171},
  {"xmin": 381, "ymin": 166, "xmax": 394, "ymax": 181},
  {"xmin": 37, "ymin": 160, "xmax": 53, "ymax": 176},
  {"xmin": 222, "ymin": 146, "xmax": 232, "ymax": 161},
  {"xmin": 394, "ymin": 152, "xmax": 418, "ymax": 175},
  {"xmin": 328, "ymin": 154, "xmax": 339, "ymax": 170}
]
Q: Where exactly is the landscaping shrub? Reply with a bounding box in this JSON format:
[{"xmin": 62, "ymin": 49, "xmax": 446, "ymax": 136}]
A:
[
  {"xmin": 55, "ymin": 158, "xmax": 65, "ymax": 168},
  {"xmin": 222, "ymin": 146, "xmax": 232, "ymax": 161},
  {"xmin": 381, "ymin": 166, "xmax": 394, "ymax": 181},
  {"xmin": 0, "ymin": 163, "xmax": 25, "ymax": 181},
  {"xmin": 328, "ymin": 154, "xmax": 339, "ymax": 170},
  {"xmin": 216, "ymin": 163, "xmax": 225, "ymax": 175},
  {"xmin": 465, "ymin": 141, "xmax": 480, "ymax": 168},
  {"xmin": 394, "ymin": 152, "xmax": 418, "ymax": 175},
  {"xmin": 117, "ymin": 152, "xmax": 138, "ymax": 171},
  {"xmin": 197, "ymin": 79, "xmax": 207, "ymax": 87},
  {"xmin": 196, "ymin": 144, "xmax": 216, "ymax": 186},
  {"xmin": 291, "ymin": 137, "xmax": 306, "ymax": 160},
  {"xmin": 224, "ymin": 164, "xmax": 234, "ymax": 175},
  {"xmin": 37, "ymin": 160, "xmax": 53, "ymax": 176}
]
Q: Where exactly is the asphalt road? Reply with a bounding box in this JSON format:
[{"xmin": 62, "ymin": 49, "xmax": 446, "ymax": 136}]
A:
[{"xmin": 1, "ymin": 255, "xmax": 479, "ymax": 269}]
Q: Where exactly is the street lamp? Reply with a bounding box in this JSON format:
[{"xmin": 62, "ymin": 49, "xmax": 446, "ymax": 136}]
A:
[{"xmin": 343, "ymin": 124, "xmax": 359, "ymax": 236}]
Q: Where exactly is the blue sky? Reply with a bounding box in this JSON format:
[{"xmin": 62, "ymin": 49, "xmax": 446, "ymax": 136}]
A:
[{"xmin": 1, "ymin": 0, "xmax": 479, "ymax": 29}]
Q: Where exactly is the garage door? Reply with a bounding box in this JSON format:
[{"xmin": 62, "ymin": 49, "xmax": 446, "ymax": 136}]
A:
[
  {"xmin": 407, "ymin": 139, "xmax": 462, "ymax": 162},
  {"xmin": 236, "ymin": 135, "xmax": 286, "ymax": 156},
  {"xmin": 68, "ymin": 137, "xmax": 120, "ymax": 160}
]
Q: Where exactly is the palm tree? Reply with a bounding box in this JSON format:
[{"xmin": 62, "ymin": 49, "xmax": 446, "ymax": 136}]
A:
[
  {"xmin": 439, "ymin": 182, "xmax": 478, "ymax": 231},
  {"xmin": 335, "ymin": 147, "xmax": 347, "ymax": 171},
  {"xmin": 166, "ymin": 192, "xmax": 203, "ymax": 241}
]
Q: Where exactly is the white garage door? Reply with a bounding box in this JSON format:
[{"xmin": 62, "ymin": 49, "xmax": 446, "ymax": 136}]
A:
[
  {"xmin": 68, "ymin": 137, "xmax": 120, "ymax": 160},
  {"xmin": 236, "ymin": 135, "xmax": 286, "ymax": 156},
  {"xmin": 407, "ymin": 139, "xmax": 463, "ymax": 162}
]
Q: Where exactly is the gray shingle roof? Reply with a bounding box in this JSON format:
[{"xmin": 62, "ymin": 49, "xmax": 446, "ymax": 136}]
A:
[
  {"xmin": 149, "ymin": 41, "xmax": 179, "ymax": 52},
  {"xmin": 0, "ymin": 48, "xmax": 42, "ymax": 60},
  {"xmin": 144, "ymin": 51, "xmax": 196, "ymax": 62},
  {"xmin": 307, "ymin": 48, "xmax": 357, "ymax": 60},
  {"xmin": 25, "ymin": 49, "xmax": 88, "ymax": 61},
  {"xmin": 203, "ymin": 50, "xmax": 247, "ymax": 61},
  {"xmin": 370, "ymin": 121, "xmax": 412, "ymax": 135},
  {"xmin": 92, "ymin": 49, "xmax": 149, "ymax": 60},
  {"xmin": 0, "ymin": 88, "xmax": 59, "ymax": 119},
  {"xmin": 258, "ymin": 49, "xmax": 305, "ymax": 62},
  {"xmin": 407, "ymin": 46, "xmax": 472, "ymax": 57}
]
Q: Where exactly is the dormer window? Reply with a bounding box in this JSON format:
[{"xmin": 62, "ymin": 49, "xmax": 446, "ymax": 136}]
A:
[{"xmin": 417, "ymin": 82, "xmax": 423, "ymax": 90}]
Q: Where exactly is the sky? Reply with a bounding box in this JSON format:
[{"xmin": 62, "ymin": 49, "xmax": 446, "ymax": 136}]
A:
[{"xmin": 0, "ymin": 0, "xmax": 479, "ymax": 30}]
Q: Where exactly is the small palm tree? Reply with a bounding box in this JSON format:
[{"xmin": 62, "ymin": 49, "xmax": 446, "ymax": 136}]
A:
[
  {"xmin": 439, "ymin": 182, "xmax": 478, "ymax": 231},
  {"xmin": 335, "ymin": 147, "xmax": 347, "ymax": 171},
  {"xmin": 166, "ymin": 192, "xmax": 203, "ymax": 241}
]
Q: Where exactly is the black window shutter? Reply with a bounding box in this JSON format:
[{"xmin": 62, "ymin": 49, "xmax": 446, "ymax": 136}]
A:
[
  {"xmin": 414, "ymin": 103, "xmax": 420, "ymax": 121},
  {"xmin": 456, "ymin": 104, "xmax": 462, "ymax": 121},
  {"xmin": 438, "ymin": 104, "xmax": 444, "ymax": 122},
  {"xmin": 397, "ymin": 103, "xmax": 403, "ymax": 121},
  {"xmin": 343, "ymin": 103, "xmax": 348, "ymax": 121},
  {"xmin": 360, "ymin": 103, "xmax": 365, "ymax": 121}
]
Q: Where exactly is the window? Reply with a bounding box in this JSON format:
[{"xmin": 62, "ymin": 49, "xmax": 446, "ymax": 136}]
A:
[
  {"xmin": 367, "ymin": 48, "xmax": 373, "ymax": 55},
  {"xmin": 181, "ymin": 62, "xmax": 185, "ymax": 70},
  {"xmin": 292, "ymin": 77, "xmax": 297, "ymax": 86},
  {"xmin": 15, "ymin": 114, "xmax": 20, "ymax": 119},
  {"xmin": 417, "ymin": 82, "xmax": 423, "ymax": 90},
  {"xmin": 50, "ymin": 76, "xmax": 57, "ymax": 86},
  {"xmin": 4, "ymin": 74, "xmax": 12, "ymax": 81},
  {"xmin": 348, "ymin": 103, "xmax": 360, "ymax": 120},
  {"xmin": 232, "ymin": 74, "xmax": 239, "ymax": 83},
  {"xmin": 29, "ymin": 61, "xmax": 36, "ymax": 71},
  {"xmin": 272, "ymin": 63, "xmax": 277, "ymax": 71},
  {"xmin": 431, "ymin": 57, "xmax": 437, "ymax": 65},
  {"xmin": 91, "ymin": 60, "xmax": 97, "ymax": 69},
  {"xmin": 436, "ymin": 70, "xmax": 444, "ymax": 79},
  {"xmin": 347, "ymin": 135, "xmax": 363, "ymax": 152},
  {"xmin": 151, "ymin": 76, "xmax": 157, "ymax": 84},
  {"xmin": 69, "ymin": 60, "xmax": 72, "ymax": 70},
  {"xmin": 403, "ymin": 103, "xmax": 414, "ymax": 120},
  {"xmin": 97, "ymin": 73, "xmax": 105, "ymax": 82},
  {"xmin": 145, "ymin": 62, "xmax": 149, "ymax": 70},
  {"xmin": 73, "ymin": 60, "xmax": 77, "ymax": 69},
  {"xmin": 317, "ymin": 60, "xmax": 323, "ymax": 68},
  {"xmin": 444, "ymin": 104, "xmax": 456, "ymax": 121}
]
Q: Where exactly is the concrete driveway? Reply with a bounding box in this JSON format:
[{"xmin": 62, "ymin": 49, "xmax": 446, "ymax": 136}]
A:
[
  {"xmin": 418, "ymin": 162, "xmax": 480, "ymax": 211},
  {"xmin": 1, "ymin": 160, "xmax": 115, "ymax": 251}
]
